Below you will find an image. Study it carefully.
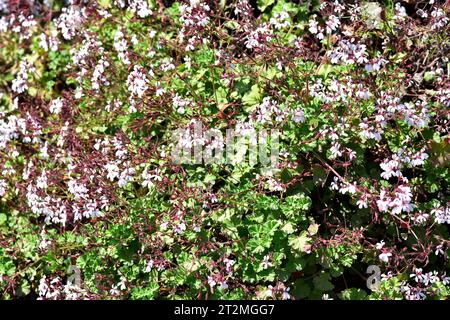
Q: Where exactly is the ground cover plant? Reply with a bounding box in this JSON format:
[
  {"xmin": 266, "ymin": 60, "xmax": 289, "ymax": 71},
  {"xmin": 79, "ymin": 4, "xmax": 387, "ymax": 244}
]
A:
[{"xmin": 0, "ymin": 0, "xmax": 449, "ymax": 300}]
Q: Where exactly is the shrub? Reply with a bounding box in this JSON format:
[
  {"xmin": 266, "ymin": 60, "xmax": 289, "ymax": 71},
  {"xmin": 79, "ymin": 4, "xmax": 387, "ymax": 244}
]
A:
[{"xmin": 0, "ymin": 0, "xmax": 449, "ymax": 300}]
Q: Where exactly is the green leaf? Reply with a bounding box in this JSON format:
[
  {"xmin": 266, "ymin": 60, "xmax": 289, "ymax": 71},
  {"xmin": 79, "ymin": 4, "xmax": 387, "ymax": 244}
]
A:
[
  {"xmin": 98, "ymin": 0, "xmax": 112, "ymax": 8},
  {"xmin": 424, "ymin": 71, "xmax": 435, "ymax": 82},
  {"xmin": 17, "ymin": 279, "xmax": 31, "ymax": 296},
  {"xmin": 0, "ymin": 213, "xmax": 7, "ymax": 225},
  {"xmin": 257, "ymin": 0, "xmax": 275, "ymax": 12},
  {"xmin": 247, "ymin": 238, "xmax": 266, "ymax": 254},
  {"xmin": 313, "ymin": 272, "xmax": 334, "ymax": 292},
  {"xmin": 339, "ymin": 288, "xmax": 368, "ymax": 300},
  {"xmin": 307, "ymin": 223, "xmax": 319, "ymax": 236},
  {"xmin": 317, "ymin": 64, "xmax": 333, "ymax": 77},
  {"xmin": 281, "ymin": 222, "xmax": 295, "ymax": 234},
  {"xmin": 288, "ymin": 231, "xmax": 311, "ymax": 253},
  {"xmin": 223, "ymin": 21, "xmax": 240, "ymax": 30},
  {"xmin": 293, "ymin": 279, "xmax": 311, "ymax": 299},
  {"xmin": 131, "ymin": 283, "xmax": 160, "ymax": 299},
  {"xmin": 242, "ymin": 84, "xmax": 261, "ymax": 111},
  {"xmin": 281, "ymin": 193, "xmax": 311, "ymax": 218}
]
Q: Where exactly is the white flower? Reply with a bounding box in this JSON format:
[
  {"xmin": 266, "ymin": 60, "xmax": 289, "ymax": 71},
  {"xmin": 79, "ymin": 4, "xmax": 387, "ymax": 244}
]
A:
[
  {"xmin": 391, "ymin": 185, "xmax": 414, "ymax": 214},
  {"xmin": 339, "ymin": 182, "xmax": 357, "ymax": 195},
  {"xmin": 91, "ymin": 58, "xmax": 110, "ymax": 90},
  {"xmin": 224, "ymin": 258, "xmax": 235, "ymax": 273},
  {"xmin": 118, "ymin": 276, "xmax": 127, "ymax": 290},
  {"xmin": 12, "ymin": 60, "xmax": 35, "ymax": 93},
  {"xmin": 377, "ymin": 185, "xmax": 414, "ymax": 215},
  {"xmin": 266, "ymin": 178, "xmax": 284, "ymax": 192},
  {"xmin": 430, "ymin": 8, "xmax": 449, "ymax": 30},
  {"xmin": 282, "ymin": 287, "xmax": 290, "ymax": 300},
  {"xmin": 68, "ymin": 179, "xmax": 88, "ymax": 200},
  {"xmin": 0, "ymin": 17, "xmax": 8, "ymax": 33},
  {"xmin": 207, "ymin": 276, "xmax": 217, "ymax": 288},
  {"xmin": 172, "ymin": 94, "xmax": 192, "ymax": 114},
  {"xmin": 412, "ymin": 211, "xmax": 429, "ymax": 225},
  {"xmin": 174, "ymin": 222, "xmax": 186, "ymax": 234},
  {"xmin": 49, "ymin": 98, "xmax": 63, "ymax": 114},
  {"xmin": 109, "ymin": 286, "xmax": 121, "ymax": 296},
  {"xmin": 127, "ymin": 0, "xmax": 153, "ymax": 18},
  {"xmin": 245, "ymin": 24, "xmax": 273, "ymax": 50},
  {"xmin": 160, "ymin": 221, "xmax": 169, "ymax": 230},
  {"xmin": 326, "ymin": 15, "xmax": 340, "ymax": 33},
  {"xmin": 407, "ymin": 149, "xmax": 429, "ymax": 167},
  {"xmin": 74, "ymin": 88, "xmax": 83, "ymax": 99},
  {"xmin": 36, "ymin": 171, "xmax": 48, "ymax": 189},
  {"xmin": 379, "ymin": 252, "xmax": 392, "ymax": 263},
  {"xmin": 114, "ymin": 30, "xmax": 131, "ymax": 65},
  {"xmin": 380, "ymin": 157, "xmax": 402, "ymax": 180},
  {"xmin": 270, "ymin": 11, "xmax": 291, "ymax": 30},
  {"xmin": 410, "ymin": 268, "xmax": 423, "ymax": 283},
  {"xmin": 57, "ymin": 6, "xmax": 86, "ymax": 40},
  {"xmin": 357, "ymin": 195, "xmax": 368, "ymax": 209},
  {"xmin": 118, "ymin": 167, "xmax": 135, "ymax": 187},
  {"xmin": 376, "ymin": 189, "xmax": 390, "ymax": 212},
  {"xmin": 141, "ymin": 168, "xmax": 162, "ymax": 188},
  {"xmin": 431, "ymin": 205, "xmax": 450, "ymax": 224},
  {"xmin": 177, "ymin": 106, "xmax": 185, "ymax": 114},
  {"xmin": 330, "ymin": 142, "xmax": 342, "ymax": 158},
  {"xmin": 145, "ymin": 259, "xmax": 154, "ymax": 273},
  {"xmin": 0, "ymin": 179, "xmax": 6, "ymax": 197},
  {"xmin": 105, "ymin": 162, "xmax": 120, "ymax": 181},
  {"xmin": 308, "ymin": 15, "xmax": 324, "ymax": 39},
  {"xmin": 435, "ymin": 245, "xmax": 444, "ymax": 256},
  {"xmin": 365, "ymin": 58, "xmax": 388, "ymax": 72},
  {"xmin": 126, "ymin": 65, "xmax": 149, "ymax": 98},
  {"xmin": 322, "ymin": 293, "xmax": 333, "ymax": 300},
  {"xmin": 330, "ymin": 177, "xmax": 340, "ymax": 190},
  {"xmin": 376, "ymin": 241, "xmax": 385, "ymax": 250},
  {"xmin": 394, "ymin": 3, "xmax": 408, "ymax": 21},
  {"xmin": 266, "ymin": 285, "xmax": 274, "ymax": 297},
  {"xmin": 39, "ymin": 236, "xmax": 51, "ymax": 250},
  {"xmin": 262, "ymin": 255, "xmax": 273, "ymax": 269},
  {"xmin": 292, "ymin": 108, "xmax": 305, "ymax": 123}
]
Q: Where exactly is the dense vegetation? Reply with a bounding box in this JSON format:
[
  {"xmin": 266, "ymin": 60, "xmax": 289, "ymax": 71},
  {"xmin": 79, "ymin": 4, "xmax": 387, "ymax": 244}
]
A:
[{"xmin": 0, "ymin": 0, "xmax": 449, "ymax": 300}]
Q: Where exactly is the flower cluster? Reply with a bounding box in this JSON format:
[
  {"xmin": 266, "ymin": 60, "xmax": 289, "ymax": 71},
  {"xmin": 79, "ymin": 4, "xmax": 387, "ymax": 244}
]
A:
[{"xmin": 0, "ymin": 0, "xmax": 449, "ymax": 301}]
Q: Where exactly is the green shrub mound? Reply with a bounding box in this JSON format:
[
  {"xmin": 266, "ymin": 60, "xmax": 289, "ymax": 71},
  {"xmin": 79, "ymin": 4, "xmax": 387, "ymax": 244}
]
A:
[{"xmin": 0, "ymin": 0, "xmax": 449, "ymax": 300}]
